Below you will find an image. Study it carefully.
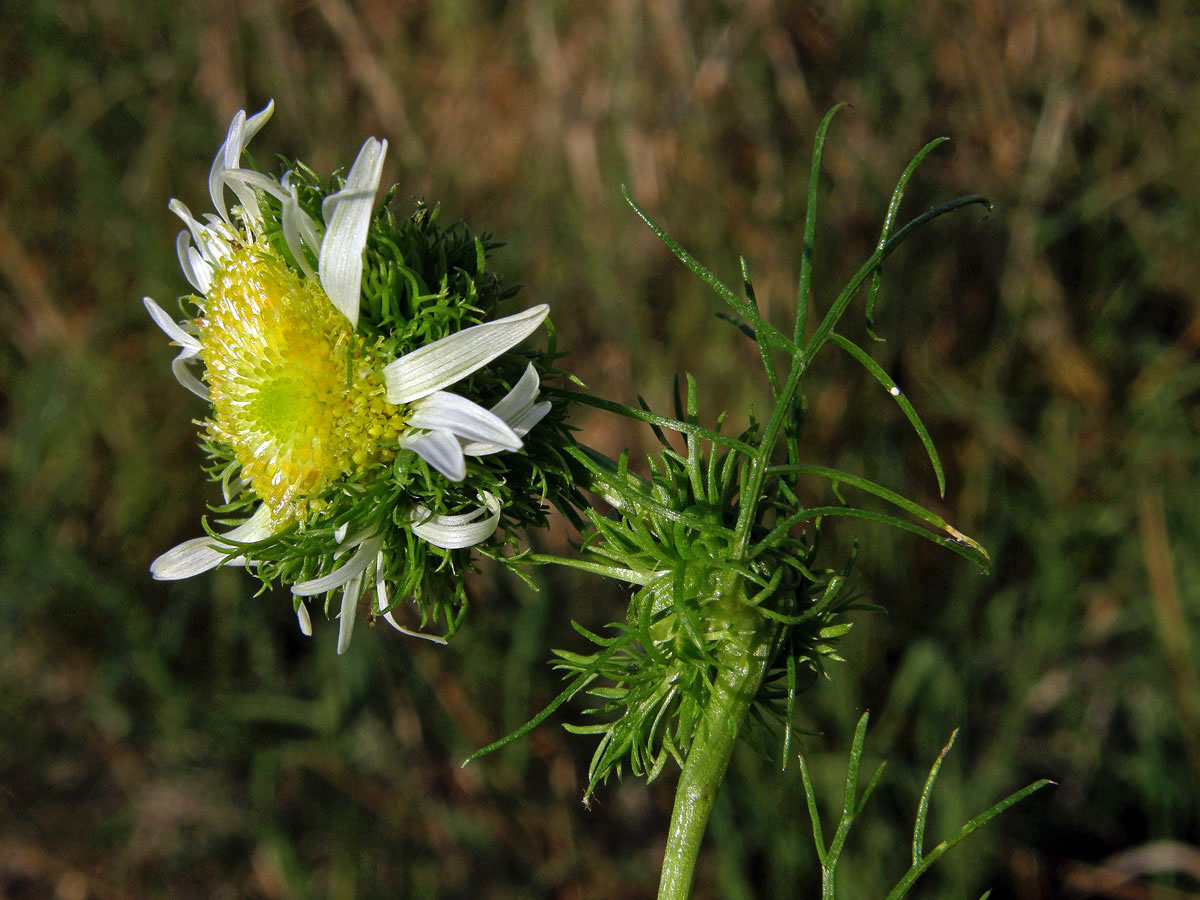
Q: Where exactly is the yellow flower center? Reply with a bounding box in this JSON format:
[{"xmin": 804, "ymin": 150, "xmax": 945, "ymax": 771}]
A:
[{"xmin": 198, "ymin": 241, "xmax": 402, "ymax": 524}]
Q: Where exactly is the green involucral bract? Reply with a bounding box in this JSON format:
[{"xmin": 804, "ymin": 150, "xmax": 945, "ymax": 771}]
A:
[{"xmin": 552, "ymin": 387, "xmax": 862, "ymax": 798}]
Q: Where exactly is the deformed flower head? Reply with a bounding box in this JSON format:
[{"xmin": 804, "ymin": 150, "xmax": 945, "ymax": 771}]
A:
[{"xmin": 146, "ymin": 101, "xmax": 566, "ymax": 652}]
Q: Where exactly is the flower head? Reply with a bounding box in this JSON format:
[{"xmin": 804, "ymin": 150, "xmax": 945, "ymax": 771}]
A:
[{"xmin": 147, "ymin": 102, "xmax": 564, "ymax": 652}]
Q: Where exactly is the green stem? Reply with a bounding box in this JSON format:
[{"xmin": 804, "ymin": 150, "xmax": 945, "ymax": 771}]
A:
[
  {"xmin": 732, "ymin": 353, "xmax": 809, "ymax": 556},
  {"xmin": 657, "ymin": 617, "xmax": 778, "ymax": 899}
]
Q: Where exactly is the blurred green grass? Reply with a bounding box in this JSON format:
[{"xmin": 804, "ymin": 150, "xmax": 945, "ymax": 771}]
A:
[{"xmin": 2, "ymin": 1, "xmax": 1198, "ymax": 897}]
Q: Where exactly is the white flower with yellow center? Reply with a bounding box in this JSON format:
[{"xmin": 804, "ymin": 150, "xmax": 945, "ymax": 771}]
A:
[{"xmin": 146, "ymin": 102, "xmax": 552, "ymax": 652}]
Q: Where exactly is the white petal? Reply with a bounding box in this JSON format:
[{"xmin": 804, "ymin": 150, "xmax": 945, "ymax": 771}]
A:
[
  {"xmin": 241, "ymin": 101, "xmax": 276, "ymax": 150},
  {"xmin": 375, "ymin": 551, "xmax": 389, "ymax": 612},
  {"xmin": 169, "ymin": 201, "xmax": 208, "ymax": 254},
  {"xmin": 170, "ymin": 347, "xmax": 209, "ymax": 400},
  {"xmin": 145, "ymin": 298, "xmax": 209, "ymax": 399},
  {"xmin": 224, "ymin": 177, "xmax": 260, "ymax": 221},
  {"xmin": 281, "ymin": 176, "xmax": 320, "ymax": 280},
  {"xmin": 292, "ymin": 535, "xmax": 381, "ymax": 596},
  {"xmin": 187, "ymin": 246, "xmax": 213, "ymax": 294},
  {"xmin": 336, "ymin": 570, "xmax": 364, "ymax": 655},
  {"xmin": 384, "ymin": 305, "xmax": 549, "ymax": 404},
  {"xmin": 143, "ymin": 297, "xmax": 200, "ymax": 350},
  {"xmin": 170, "ymin": 200, "xmax": 230, "ymax": 265},
  {"xmin": 209, "ymin": 109, "xmax": 246, "ymax": 220},
  {"xmin": 407, "ymin": 392, "xmax": 521, "ymax": 451},
  {"xmin": 319, "ymin": 137, "xmax": 388, "ymax": 327},
  {"xmin": 223, "ymin": 170, "xmax": 289, "ymax": 218},
  {"xmin": 462, "ymin": 403, "xmax": 550, "ymax": 455},
  {"xmin": 381, "ymin": 610, "xmax": 449, "ymax": 644},
  {"xmin": 150, "ymin": 505, "xmax": 274, "ymax": 580},
  {"xmin": 411, "ymin": 492, "xmax": 502, "ymax": 549},
  {"xmin": 508, "ymin": 401, "xmax": 552, "ymax": 437},
  {"xmin": 462, "ymin": 364, "xmax": 552, "ymax": 455},
  {"xmin": 320, "ymin": 137, "xmax": 387, "ymax": 224},
  {"xmin": 175, "ymin": 231, "xmax": 204, "ymax": 293},
  {"xmin": 402, "ymin": 429, "xmax": 466, "ymax": 481},
  {"xmin": 296, "ymin": 600, "xmax": 313, "ymax": 636},
  {"xmin": 209, "ymin": 101, "xmax": 274, "ymax": 223},
  {"xmin": 418, "ymin": 506, "xmax": 489, "ymax": 526},
  {"xmin": 489, "ymin": 363, "xmax": 540, "ymax": 422},
  {"xmin": 222, "ymin": 475, "xmax": 250, "ymax": 504},
  {"xmin": 374, "ymin": 550, "xmax": 448, "ymax": 643}
]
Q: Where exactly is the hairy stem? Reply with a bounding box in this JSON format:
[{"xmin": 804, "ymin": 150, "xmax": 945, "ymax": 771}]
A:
[{"xmin": 657, "ymin": 612, "xmax": 778, "ymax": 900}]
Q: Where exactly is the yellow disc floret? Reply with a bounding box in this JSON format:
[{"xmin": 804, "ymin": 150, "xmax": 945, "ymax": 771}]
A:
[{"xmin": 198, "ymin": 240, "xmax": 401, "ymax": 525}]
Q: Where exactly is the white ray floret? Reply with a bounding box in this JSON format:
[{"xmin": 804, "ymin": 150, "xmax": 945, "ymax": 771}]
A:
[
  {"xmin": 375, "ymin": 556, "xmax": 448, "ymax": 644},
  {"xmin": 210, "ymin": 101, "xmax": 276, "ymax": 222},
  {"xmin": 280, "ymin": 174, "xmax": 321, "ymax": 280},
  {"xmin": 290, "ymin": 531, "xmax": 383, "ymax": 654},
  {"xmin": 292, "ymin": 532, "xmax": 383, "ymax": 597},
  {"xmin": 296, "ymin": 599, "xmax": 313, "ymax": 637},
  {"xmin": 150, "ymin": 504, "xmax": 274, "ymax": 580},
  {"xmin": 463, "ymin": 363, "xmax": 552, "ymax": 455},
  {"xmin": 384, "ymin": 305, "xmax": 550, "ymax": 481},
  {"xmin": 411, "ymin": 492, "xmax": 503, "ymax": 550},
  {"xmin": 399, "ymin": 430, "xmax": 471, "ymax": 482},
  {"xmin": 384, "ymin": 305, "xmax": 549, "ymax": 404},
  {"xmin": 318, "ymin": 137, "xmax": 388, "ymax": 327},
  {"xmin": 143, "ymin": 297, "xmax": 208, "ymax": 399}
]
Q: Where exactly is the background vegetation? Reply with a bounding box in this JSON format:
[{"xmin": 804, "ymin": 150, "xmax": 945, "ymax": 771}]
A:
[{"xmin": 2, "ymin": 0, "xmax": 1197, "ymax": 897}]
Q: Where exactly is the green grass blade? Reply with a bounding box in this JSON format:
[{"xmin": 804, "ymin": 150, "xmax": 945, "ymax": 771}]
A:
[
  {"xmin": 741, "ymin": 256, "xmax": 783, "ymax": 397},
  {"xmin": 684, "ymin": 374, "xmax": 705, "ymax": 502},
  {"xmin": 913, "ymin": 728, "xmax": 958, "ymax": 863},
  {"xmin": 715, "ymin": 310, "xmax": 757, "ymax": 340},
  {"xmin": 884, "ymin": 779, "xmax": 1054, "ymax": 900},
  {"xmin": 866, "ymin": 136, "xmax": 950, "ymax": 340},
  {"xmin": 798, "ymin": 754, "xmax": 829, "ymax": 865},
  {"xmin": 512, "ymin": 553, "xmax": 655, "ymax": 585},
  {"xmin": 856, "ymin": 761, "xmax": 888, "ymax": 816},
  {"xmin": 565, "ymin": 446, "xmax": 730, "ymax": 536},
  {"xmin": 622, "ymin": 186, "xmax": 796, "ymax": 355},
  {"xmin": 796, "ymin": 103, "xmax": 848, "ymax": 345},
  {"xmin": 462, "ymin": 635, "xmax": 634, "ymax": 766},
  {"xmin": 768, "ymin": 463, "xmax": 954, "ymax": 530},
  {"xmin": 827, "ymin": 711, "xmax": 871, "ymax": 860},
  {"xmin": 754, "ymin": 505, "xmax": 991, "ymax": 571},
  {"xmin": 781, "ymin": 651, "xmax": 797, "ymax": 768},
  {"xmin": 550, "ymin": 388, "xmax": 757, "ymax": 455},
  {"xmin": 828, "ymin": 332, "xmax": 946, "ymax": 496},
  {"xmin": 885, "ymin": 194, "xmax": 992, "ymax": 250},
  {"xmin": 804, "ymin": 194, "xmax": 992, "ymax": 361}
]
